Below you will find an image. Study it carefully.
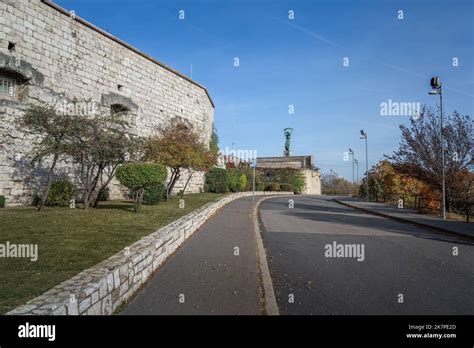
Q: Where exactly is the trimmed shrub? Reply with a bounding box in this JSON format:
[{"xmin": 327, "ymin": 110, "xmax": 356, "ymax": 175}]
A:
[
  {"xmin": 258, "ymin": 167, "xmax": 305, "ymax": 194},
  {"xmin": 143, "ymin": 182, "xmax": 166, "ymax": 205},
  {"xmin": 97, "ymin": 187, "xmax": 110, "ymax": 202},
  {"xmin": 47, "ymin": 180, "xmax": 75, "ymax": 207},
  {"xmin": 205, "ymin": 168, "xmax": 229, "ymax": 193},
  {"xmin": 0, "ymin": 195, "xmax": 5, "ymax": 208},
  {"xmin": 280, "ymin": 183, "xmax": 295, "ymax": 192},
  {"xmin": 227, "ymin": 168, "xmax": 241, "ymax": 192},
  {"xmin": 239, "ymin": 174, "xmax": 247, "ymax": 192},
  {"xmin": 264, "ymin": 183, "xmax": 280, "ymax": 191},
  {"xmin": 116, "ymin": 163, "xmax": 167, "ymax": 212}
]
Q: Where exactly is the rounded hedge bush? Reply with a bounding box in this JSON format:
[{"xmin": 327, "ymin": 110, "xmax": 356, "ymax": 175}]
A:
[
  {"xmin": 116, "ymin": 163, "xmax": 167, "ymax": 191},
  {"xmin": 143, "ymin": 182, "xmax": 166, "ymax": 205},
  {"xmin": 116, "ymin": 163, "xmax": 167, "ymax": 212},
  {"xmin": 97, "ymin": 187, "xmax": 110, "ymax": 202},
  {"xmin": 205, "ymin": 168, "xmax": 229, "ymax": 193},
  {"xmin": 47, "ymin": 179, "xmax": 75, "ymax": 206}
]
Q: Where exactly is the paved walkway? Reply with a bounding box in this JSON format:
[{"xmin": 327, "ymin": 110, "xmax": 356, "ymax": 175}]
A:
[
  {"xmin": 333, "ymin": 197, "xmax": 473, "ymax": 240},
  {"xmin": 122, "ymin": 196, "xmax": 263, "ymax": 315}
]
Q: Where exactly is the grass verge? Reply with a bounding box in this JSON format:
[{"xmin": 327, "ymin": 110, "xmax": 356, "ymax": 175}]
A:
[{"xmin": 0, "ymin": 193, "xmax": 224, "ymax": 314}]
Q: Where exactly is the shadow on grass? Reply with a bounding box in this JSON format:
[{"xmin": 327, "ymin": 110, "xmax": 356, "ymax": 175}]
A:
[{"xmin": 93, "ymin": 201, "xmax": 135, "ymax": 213}]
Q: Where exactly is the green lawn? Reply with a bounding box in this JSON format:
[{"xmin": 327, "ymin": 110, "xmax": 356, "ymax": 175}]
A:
[{"xmin": 0, "ymin": 193, "xmax": 224, "ymax": 314}]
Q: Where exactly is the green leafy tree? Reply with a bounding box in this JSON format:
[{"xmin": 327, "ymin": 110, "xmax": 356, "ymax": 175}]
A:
[
  {"xmin": 321, "ymin": 170, "xmax": 359, "ymax": 195},
  {"xmin": 209, "ymin": 126, "xmax": 219, "ymax": 157},
  {"xmin": 145, "ymin": 122, "xmax": 217, "ymax": 199},
  {"xmin": 258, "ymin": 167, "xmax": 306, "ymax": 193},
  {"xmin": 69, "ymin": 115, "xmax": 141, "ymax": 209},
  {"xmin": 18, "ymin": 104, "xmax": 82, "ymax": 210},
  {"xmin": 388, "ymin": 106, "xmax": 473, "ymax": 210}
]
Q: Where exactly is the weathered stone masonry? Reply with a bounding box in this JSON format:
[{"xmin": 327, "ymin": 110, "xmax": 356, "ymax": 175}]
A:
[{"xmin": 0, "ymin": 0, "xmax": 215, "ymax": 204}]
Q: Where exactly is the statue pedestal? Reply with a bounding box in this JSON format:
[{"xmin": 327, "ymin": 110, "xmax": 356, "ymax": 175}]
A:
[{"xmin": 284, "ymin": 151, "xmax": 291, "ymax": 157}]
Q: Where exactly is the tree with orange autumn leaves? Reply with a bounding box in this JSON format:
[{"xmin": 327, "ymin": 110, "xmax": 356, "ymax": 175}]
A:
[{"xmin": 362, "ymin": 105, "xmax": 473, "ymax": 214}]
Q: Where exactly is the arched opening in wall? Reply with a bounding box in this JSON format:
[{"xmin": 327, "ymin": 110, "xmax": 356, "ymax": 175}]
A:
[{"xmin": 170, "ymin": 116, "xmax": 192, "ymax": 131}]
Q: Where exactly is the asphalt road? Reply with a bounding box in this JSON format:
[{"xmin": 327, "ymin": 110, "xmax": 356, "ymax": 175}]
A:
[{"xmin": 259, "ymin": 195, "xmax": 474, "ymax": 315}]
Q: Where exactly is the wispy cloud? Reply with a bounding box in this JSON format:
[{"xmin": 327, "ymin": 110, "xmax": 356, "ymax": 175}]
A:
[
  {"xmin": 267, "ymin": 15, "xmax": 342, "ymax": 48},
  {"xmin": 269, "ymin": 16, "xmax": 474, "ymax": 98}
]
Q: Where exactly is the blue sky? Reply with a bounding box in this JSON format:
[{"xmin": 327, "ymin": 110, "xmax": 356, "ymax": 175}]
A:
[{"xmin": 56, "ymin": 0, "xmax": 473, "ymax": 180}]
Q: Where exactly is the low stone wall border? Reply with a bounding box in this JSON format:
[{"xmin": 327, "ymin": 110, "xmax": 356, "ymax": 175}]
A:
[{"xmin": 7, "ymin": 191, "xmax": 293, "ymax": 315}]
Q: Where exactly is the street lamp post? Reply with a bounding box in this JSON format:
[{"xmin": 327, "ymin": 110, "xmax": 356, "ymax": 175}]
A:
[
  {"xmin": 354, "ymin": 159, "xmax": 359, "ymax": 183},
  {"xmin": 360, "ymin": 130, "xmax": 368, "ymax": 200},
  {"xmin": 429, "ymin": 76, "xmax": 446, "ymax": 220},
  {"xmin": 349, "ymin": 148, "xmax": 354, "ymax": 183},
  {"xmin": 251, "ymin": 158, "xmax": 257, "ymax": 203}
]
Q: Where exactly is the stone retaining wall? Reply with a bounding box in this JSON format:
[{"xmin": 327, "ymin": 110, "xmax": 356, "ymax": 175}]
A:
[{"xmin": 6, "ymin": 191, "xmax": 293, "ymax": 315}]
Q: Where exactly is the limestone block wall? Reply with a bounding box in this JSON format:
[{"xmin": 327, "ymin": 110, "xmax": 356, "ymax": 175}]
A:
[
  {"xmin": 301, "ymin": 168, "xmax": 321, "ymax": 195},
  {"xmin": 0, "ymin": 0, "xmax": 214, "ymax": 204},
  {"xmin": 6, "ymin": 191, "xmax": 293, "ymax": 315}
]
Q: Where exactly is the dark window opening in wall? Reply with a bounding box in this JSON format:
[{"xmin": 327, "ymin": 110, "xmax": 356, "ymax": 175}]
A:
[
  {"xmin": 8, "ymin": 42, "xmax": 16, "ymax": 52},
  {"xmin": 117, "ymin": 84, "xmax": 124, "ymax": 91},
  {"xmin": 110, "ymin": 104, "xmax": 129, "ymax": 117},
  {"xmin": 0, "ymin": 75, "xmax": 16, "ymax": 97}
]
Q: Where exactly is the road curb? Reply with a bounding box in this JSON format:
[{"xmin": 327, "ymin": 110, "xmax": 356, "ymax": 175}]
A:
[
  {"xmin": 253, "ymin": 196, "xmax": 287, "ymax": 316},
  {"xmin": 333, "ymin": 199, "xmax": 474, "ymax": 241}
]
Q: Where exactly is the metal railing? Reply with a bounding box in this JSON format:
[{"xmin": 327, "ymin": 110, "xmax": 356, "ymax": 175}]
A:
[{"xmin": 367, "ymin": 193, "xmax": 473, "ymax": 223}]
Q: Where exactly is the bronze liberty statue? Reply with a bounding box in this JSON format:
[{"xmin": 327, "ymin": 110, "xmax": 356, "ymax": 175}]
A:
[{"xmin": 284, "ymin": 128, "xmax": 293, "ymax": 157}]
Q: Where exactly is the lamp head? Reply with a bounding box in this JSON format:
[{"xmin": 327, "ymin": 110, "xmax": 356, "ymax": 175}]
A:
[{"xmin": 430, "ymin": 76, "xmax": 441, "ymax": 88}]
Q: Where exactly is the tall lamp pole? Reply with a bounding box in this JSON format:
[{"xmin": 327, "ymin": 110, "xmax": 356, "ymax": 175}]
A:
[
  {"xmin": 251, "ymin": 158, "xmax": 257, "ymax": 203},
  {"xmin": 354, "ymin": 159, "xmax": 359, "ymax": 183},
  {"xmin": 360, "ymin": 130, "xmax": 368, "ymax": 200},
  {"xmin": 348, "ymin": 148, "xmax": 355, "ymax": 183},
  {"xmin": 429, "ymin": 77, "xmax": 446, "ymax": 220}
]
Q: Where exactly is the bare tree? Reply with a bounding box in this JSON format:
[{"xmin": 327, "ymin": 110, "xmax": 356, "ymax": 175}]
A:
[{"xmin": 388, "ymin": 105, "xmax": 473, "ymax": 209}]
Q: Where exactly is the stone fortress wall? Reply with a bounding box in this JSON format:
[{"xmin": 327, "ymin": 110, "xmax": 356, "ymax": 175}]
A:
[
  {"xmin": 257, "ymin": 156, "xmax": 322, "ymax": 195},
  {"xmin": 0, "ymin": 0, "xmax": 215, "ymax": 205}
]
